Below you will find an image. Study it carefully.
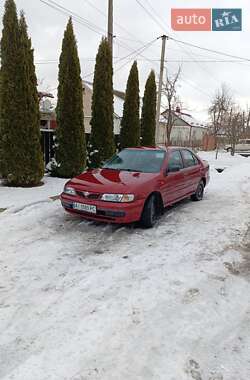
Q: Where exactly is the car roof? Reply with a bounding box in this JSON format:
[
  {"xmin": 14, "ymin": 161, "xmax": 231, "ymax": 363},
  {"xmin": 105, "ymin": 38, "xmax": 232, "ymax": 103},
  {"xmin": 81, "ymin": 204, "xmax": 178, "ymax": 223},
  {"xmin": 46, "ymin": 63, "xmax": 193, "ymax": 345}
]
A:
[
  {"xmin": 125, "ymin": 146, "xmax": 165, "ymax": 151},
  {"xmin": 124, "ymin": 146, "xmax": 190, "ymax": 152}
]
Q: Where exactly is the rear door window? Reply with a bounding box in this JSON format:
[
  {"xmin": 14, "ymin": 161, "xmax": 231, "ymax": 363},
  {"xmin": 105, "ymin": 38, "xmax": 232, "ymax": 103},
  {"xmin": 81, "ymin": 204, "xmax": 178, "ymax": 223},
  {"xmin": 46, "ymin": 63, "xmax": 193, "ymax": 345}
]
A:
[
  {"xmin": 192, "ymin": 153, "xmax": 199, "ymax": 165},
  {"xmin": 168, "ymin": 150, "xmax": 183, "ymax": 171},
  {"xmin": 181, "ymin": 150, "xmax": 197, "ymax": 168}
]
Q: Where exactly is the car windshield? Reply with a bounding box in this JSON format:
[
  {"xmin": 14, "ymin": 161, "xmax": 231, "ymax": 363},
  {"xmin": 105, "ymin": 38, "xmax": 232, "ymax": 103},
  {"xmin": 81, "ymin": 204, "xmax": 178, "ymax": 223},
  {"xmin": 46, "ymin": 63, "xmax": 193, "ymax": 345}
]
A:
[{"xmin": 102, "ymin": 149, "xmax": 166, "ymax": 173}]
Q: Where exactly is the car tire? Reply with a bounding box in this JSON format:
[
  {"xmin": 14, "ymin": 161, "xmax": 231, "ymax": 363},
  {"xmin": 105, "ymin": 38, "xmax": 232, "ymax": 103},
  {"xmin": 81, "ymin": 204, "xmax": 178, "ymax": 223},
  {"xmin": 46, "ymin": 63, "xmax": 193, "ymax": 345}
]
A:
[
  {"xmin": 226, "ymin": 147, "xmax": 232, "ymax": 152},
  {"xmin": 191, "ymin": 181, "xmax": 204, "ymax": 202},
  {"xmin": 141, "ymin": 195, "xmax": 158, "ymax": 228}
]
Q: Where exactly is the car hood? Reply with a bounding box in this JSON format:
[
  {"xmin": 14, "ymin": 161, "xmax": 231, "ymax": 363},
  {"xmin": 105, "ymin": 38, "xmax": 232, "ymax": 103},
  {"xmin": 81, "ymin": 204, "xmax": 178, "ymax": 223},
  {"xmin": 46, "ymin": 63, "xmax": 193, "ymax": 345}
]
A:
[{"xmin": 69, "ymin": 168, "xmax": 158, "ymax": 193}]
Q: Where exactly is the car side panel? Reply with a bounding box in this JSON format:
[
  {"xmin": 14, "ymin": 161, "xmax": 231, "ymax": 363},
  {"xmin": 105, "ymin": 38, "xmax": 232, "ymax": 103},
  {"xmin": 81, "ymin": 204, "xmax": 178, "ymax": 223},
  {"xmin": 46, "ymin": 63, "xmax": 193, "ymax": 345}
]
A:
[
  {"xmin": 181, "ymin": 165, "xmax": 202, "ymax": 194},
  {"xmin": 159, "ymin": 171, "xmax": 186, "ymax": 206}
]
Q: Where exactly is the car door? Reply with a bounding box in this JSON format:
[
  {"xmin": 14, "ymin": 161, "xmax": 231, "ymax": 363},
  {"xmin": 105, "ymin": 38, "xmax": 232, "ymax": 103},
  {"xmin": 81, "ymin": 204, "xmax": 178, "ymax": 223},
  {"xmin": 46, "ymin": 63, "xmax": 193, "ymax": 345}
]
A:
[
  {"xmin": 160, "ymin": 150, "xmax": 185, "ymax": 205},
  {"xmin": 180, "ymin": 149, "xmax": 201, "ymax": 194}
]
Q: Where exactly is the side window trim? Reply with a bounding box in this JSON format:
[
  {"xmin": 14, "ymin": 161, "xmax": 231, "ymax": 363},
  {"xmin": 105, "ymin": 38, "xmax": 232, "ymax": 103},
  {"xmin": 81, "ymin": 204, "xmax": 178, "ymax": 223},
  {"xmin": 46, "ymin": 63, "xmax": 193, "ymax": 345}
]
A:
[
  {"xmin": 191, "ymin": 152, "xmax": 199, "ymax": 166},
  {"xmin": 177, "ymin": 150, "xmax": 184, "ymax": 169}
]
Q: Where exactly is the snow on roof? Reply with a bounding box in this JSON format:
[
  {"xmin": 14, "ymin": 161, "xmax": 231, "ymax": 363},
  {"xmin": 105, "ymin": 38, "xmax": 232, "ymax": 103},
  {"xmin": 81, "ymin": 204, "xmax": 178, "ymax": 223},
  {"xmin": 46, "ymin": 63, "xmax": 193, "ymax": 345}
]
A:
[
  {"xmin": 160, "ymin": 110, "xmax": 207, "ymax": 129},
  {"xmin": 178, "ymin": 112, "xmax": 207, "ymax": 129}
]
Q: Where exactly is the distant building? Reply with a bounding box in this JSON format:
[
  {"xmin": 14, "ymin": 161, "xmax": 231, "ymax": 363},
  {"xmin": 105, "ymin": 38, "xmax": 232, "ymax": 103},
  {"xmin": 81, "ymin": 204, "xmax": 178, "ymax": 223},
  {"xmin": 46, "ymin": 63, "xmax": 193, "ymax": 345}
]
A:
[
  {"xmin": 82, "ymin": 81, "xmax": 125, "ymax": 139},
  {"xmin": 39, "ymin": 83, "xmax": 127, "ymax": 166},
  {"xmin": 159, "ymin": 108, "xmax": 207, "ymax": 147},
  {"xmin": 39, "ymin": 93, "xmax": 57, "ymax": 165},
  {"xmin": 39, "ymin": 85, "xmax": 209, "ymax": 167}
]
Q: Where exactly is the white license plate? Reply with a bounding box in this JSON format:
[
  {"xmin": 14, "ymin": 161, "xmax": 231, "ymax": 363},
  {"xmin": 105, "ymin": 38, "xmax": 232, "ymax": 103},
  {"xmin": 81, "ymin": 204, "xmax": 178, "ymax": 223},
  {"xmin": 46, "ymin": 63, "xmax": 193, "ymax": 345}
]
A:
[{"xmin": 73, "ymin": 202, "xmax": 97, "ymax": 214}]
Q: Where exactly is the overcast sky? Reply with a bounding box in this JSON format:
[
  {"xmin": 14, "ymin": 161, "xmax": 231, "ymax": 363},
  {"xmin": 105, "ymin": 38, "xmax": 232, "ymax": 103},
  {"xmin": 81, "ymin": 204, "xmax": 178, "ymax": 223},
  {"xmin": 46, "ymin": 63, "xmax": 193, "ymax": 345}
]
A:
[{"xmin": 0, "ymin": 0, "xmax": 249, "ymax": 122}]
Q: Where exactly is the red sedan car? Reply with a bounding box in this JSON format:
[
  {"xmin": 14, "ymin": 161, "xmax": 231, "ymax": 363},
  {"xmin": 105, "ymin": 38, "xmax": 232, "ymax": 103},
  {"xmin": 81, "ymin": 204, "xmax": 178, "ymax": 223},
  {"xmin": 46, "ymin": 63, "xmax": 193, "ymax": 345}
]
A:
[{"xmin": 60, "ymin": 147, "xmax": 209, "ymax": 227}]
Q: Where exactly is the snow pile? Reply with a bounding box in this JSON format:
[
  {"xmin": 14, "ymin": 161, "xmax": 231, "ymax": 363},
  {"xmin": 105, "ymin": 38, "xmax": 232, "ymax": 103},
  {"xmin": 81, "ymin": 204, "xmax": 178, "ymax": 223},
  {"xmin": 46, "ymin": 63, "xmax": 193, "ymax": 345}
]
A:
[{"xmin": 0, "ymin": 176, "xmax": 66, "ymax": 209}]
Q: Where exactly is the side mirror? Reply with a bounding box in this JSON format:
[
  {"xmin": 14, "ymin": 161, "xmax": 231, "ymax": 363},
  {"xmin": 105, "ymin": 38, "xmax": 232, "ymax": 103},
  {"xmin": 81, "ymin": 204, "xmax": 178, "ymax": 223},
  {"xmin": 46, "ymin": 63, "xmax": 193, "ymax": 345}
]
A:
[{"xmin": 167, "ymin": 165, "xmax": 181, "ymax": 173}]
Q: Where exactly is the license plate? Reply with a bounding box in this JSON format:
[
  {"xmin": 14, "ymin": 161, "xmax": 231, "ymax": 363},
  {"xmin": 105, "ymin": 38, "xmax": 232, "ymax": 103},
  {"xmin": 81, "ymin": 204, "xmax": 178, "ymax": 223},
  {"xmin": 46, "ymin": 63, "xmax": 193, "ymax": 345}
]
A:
[{"xmin": 73, "ymin": 202, "xmax": 97, "ymax": 214}]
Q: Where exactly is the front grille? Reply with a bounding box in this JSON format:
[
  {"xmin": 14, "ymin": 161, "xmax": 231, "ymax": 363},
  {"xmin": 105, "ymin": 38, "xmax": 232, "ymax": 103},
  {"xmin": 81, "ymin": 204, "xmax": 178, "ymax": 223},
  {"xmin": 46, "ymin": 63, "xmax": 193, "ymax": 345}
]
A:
[{"xmin": 76, "ymin": 190, "xmax": 100, "ymax": 200}]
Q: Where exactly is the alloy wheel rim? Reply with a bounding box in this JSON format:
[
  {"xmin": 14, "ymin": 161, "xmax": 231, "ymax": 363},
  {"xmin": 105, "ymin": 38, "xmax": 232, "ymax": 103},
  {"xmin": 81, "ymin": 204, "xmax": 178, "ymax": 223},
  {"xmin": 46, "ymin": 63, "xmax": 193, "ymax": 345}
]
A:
[{"xmin": 197, "ymin": 185, "xmax": 203, "ymax": 199}]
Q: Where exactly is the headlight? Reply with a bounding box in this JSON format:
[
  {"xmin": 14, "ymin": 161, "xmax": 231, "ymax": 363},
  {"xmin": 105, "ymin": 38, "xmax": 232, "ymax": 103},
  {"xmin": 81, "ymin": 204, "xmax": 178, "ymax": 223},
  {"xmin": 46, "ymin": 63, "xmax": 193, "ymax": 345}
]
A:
[
  {"xmin": 64, "ymin": 186, "xmax": 76, "ymax": 195},
  {"xmin": 101, "ymin": 193, "xmax": 135, "ymax": 203}
]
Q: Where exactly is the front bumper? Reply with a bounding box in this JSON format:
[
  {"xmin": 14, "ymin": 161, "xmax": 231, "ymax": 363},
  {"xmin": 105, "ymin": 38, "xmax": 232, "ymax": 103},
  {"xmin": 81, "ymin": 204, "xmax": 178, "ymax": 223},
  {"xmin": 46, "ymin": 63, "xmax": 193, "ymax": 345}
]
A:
[{"xmin": 60, "ymin": 193, "xmax": 145, "ymax": 224}]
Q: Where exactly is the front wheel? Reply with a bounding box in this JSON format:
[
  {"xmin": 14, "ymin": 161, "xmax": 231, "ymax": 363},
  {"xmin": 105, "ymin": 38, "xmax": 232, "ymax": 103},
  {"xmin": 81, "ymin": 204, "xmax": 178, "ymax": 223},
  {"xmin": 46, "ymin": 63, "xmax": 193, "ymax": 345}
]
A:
[
  {"xmin": 191, "ymin": 181, "xmax": 204, "ymax": 201},
  {"xmin": 140, "ymin": 195, "xmax": 158, "ymax": 228}
]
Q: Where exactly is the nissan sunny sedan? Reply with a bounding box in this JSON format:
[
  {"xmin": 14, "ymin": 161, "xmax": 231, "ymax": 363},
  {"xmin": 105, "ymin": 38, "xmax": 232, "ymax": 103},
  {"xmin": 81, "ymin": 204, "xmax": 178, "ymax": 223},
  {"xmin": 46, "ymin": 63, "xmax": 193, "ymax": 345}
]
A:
[{"xmin": 60, "ymin": 147, "xmax": 210, "ymax": 227}]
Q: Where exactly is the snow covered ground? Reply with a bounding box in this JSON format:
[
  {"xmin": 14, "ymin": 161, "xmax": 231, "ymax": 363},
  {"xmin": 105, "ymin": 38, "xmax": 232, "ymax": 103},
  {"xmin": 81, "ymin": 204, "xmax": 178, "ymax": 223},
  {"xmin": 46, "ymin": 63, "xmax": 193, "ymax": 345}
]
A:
[{"xmin": 0, "ymin": 151, "xmax": 250, "ymax": 380}]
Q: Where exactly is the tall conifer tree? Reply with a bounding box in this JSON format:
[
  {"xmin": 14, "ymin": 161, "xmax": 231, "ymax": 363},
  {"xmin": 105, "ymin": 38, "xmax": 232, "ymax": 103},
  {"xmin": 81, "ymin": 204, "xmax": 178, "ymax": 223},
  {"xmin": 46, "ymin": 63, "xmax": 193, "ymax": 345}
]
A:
[
  {"xmin": 0, "ymin": 0, "xmax": 19, "ymax": 179},
  {"xmin": 18, "ymin": 13, "xmax": 44, "ymax": 184},
  {"xmin": 120, "ymin": 61, "xmax": 140, "ymax": 149},
  {"xmin": 54, "ymin": 18, "xmax": 86, "ymax": 178},
  {"xmin": 141, "ymin": 70, "xmax": 156, "ymax": 146},
  {"xmin": 89, "ymin": 38, "xmax": 115, "ymax": 168},
  {"xmin": 0, "ymin": 1, "xmax": 43, "ymax": 185}
]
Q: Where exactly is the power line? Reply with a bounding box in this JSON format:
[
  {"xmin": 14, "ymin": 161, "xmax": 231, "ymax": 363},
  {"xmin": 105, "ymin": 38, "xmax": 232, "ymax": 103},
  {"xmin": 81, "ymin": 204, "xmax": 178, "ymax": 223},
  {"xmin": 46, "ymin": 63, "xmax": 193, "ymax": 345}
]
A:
[
  {"xmin": 133, "ymin": 0, "xmax": 221, "ymax": 94},
  {"xmin": 82, "ymin": 38, "xmax": 158, "ymax": 79},
  {"xmin": 81, "ymin": 0, "xmax": 162, "ymax": 63},
  {"xmin": 39, "ymin": 0, "xmax": 106, "ymax": 35},
  {"xmin": 133, "ymin": 1, "xmax": 248, "ymax": 91},
  {"xmin": 165, "ymin": 60, "xmax": 250, "ymax": 64},
  {"xmin": 169, "ymin": 37, "xmax": 250, "ymax": 63},
  {"xmin": 39, "ymin": 0, "xmax": 250, "ymax": 65},
  {"xmin": 39, "ymin": 0, "xmax": 160, "ymax": 72},
  {"xmin": 114, "ymin": 39, "xmax": 157, "ymax": 74},
  {"xmin": 115, "ymin": 38, "xmax": 158, "ymax": 66},
  {"xmin": 133, "ymin": 1, "xmax": 250, "ymax": 63},
  {"xmin": 36, "ymin": 58, "xmax": 250, "ymax": 66},
  {"xmin": 143, "ymin": 0, "xmax": 168, "ymax": 30},
  {"xmin": 81, "ymin": 0, "xmax": 146, "ymax": 44},
  {"xmin": 135, "ymin": 0, "xmax": 165, "ymax": 32}
]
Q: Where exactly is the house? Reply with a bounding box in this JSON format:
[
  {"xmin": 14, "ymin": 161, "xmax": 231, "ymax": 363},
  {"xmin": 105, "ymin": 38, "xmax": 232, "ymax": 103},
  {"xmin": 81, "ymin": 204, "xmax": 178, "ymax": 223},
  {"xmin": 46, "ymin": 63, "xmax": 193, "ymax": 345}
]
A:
[
  {"xmin": 159, "ymin": 107, "xmax": 207, "ymax": 147},
  {"xmin": 39, "ymin": 83, "xmax": 208, "ymax": 166},
  {"xmin": 83, "ymin": 81, "xmax": 125, "ymax": 141},
  {"xmin": 39, "ymin": 83, "xmax": 126, "ymax": 165},
  {"xmin": 39, "ymin": 93, "xmax": 57, "ymax": 165}
]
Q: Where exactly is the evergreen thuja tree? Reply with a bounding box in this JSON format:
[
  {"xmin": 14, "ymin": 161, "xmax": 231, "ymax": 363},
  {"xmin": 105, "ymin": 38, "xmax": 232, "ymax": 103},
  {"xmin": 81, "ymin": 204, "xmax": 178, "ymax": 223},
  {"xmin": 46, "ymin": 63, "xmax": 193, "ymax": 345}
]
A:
[
  {"xmin": 0, "ymin": 69, "xmax": 3, "ymax": 176},
  {"xmin": 53, "ymin": 18, "xmax": 86, "ymax": 178},
  {"xmin": 0, "ymin": 0, "xmax": 19, "ymax": 180},
  {"xmin": 17, "ymin": 13, "xmax": 44, "ymax": 185},
  {"xmin": 89, "ymin": 38, "xmax": 115, "ymax": 168},
  {"xmin": 141, "ymin": 70, "xmax": 156, "ymax": 146},
  {"xmin": 120, "ymin": 61, "xmax": 140, "ymax": 149},
  {"xmin": 0, "ymin": 1, "xmax": 43, "ymax": 186}
]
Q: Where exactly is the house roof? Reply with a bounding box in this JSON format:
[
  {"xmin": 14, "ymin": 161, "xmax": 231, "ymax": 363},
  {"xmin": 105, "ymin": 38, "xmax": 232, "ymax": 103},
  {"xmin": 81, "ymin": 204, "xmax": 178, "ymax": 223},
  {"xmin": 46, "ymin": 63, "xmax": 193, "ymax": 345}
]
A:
[{"xmin": 160, "ymin": 110, "xmax": 207, "ymax": 129}]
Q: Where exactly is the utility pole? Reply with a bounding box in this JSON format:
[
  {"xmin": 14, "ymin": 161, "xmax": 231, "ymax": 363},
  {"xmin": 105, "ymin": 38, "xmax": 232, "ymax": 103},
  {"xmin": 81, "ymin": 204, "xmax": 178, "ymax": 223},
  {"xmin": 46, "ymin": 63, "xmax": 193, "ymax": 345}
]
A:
[
  {"xmin": 155, "ymin": 35, "xmax": 167, "ymax": 145},
  {"xmin": 107, "ymin": 0, "xmax": 113, "ymax": 60}
]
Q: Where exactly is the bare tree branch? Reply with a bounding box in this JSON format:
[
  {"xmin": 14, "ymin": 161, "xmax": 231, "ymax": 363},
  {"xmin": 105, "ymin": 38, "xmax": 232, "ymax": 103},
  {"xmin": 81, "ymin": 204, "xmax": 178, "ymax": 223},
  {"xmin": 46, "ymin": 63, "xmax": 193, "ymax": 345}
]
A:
[{"xmin": 161, "ymin": 67, "xmax": 181, "ymax": 145}]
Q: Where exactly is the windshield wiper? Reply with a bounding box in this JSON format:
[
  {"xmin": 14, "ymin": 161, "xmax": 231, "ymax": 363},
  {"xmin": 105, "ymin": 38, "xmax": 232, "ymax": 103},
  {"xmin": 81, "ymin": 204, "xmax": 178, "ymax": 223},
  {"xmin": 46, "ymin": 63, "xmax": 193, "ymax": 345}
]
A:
[
  {"xmin": 103, "ymin": 167, "xmax": 143, "ymax": 172},
  {"xmin": 102, "ymin": 167, "xmax": 120, "ymax": 170},
  {"xmin": 120, "ymin": 168, "xmax": 143, "ymax": 172}
]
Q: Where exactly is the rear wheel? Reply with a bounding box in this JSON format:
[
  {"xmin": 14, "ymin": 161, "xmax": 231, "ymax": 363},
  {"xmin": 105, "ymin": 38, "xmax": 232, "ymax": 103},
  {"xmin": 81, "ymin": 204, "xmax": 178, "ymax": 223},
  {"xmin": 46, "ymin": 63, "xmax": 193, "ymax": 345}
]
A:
[
  {"xmin": 141, "ymin": 195, "xmax": 158, "ymax": 228},
  {"xmin": 191, "ymin": 181, "xmax": 204, "ymax": 201}
]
